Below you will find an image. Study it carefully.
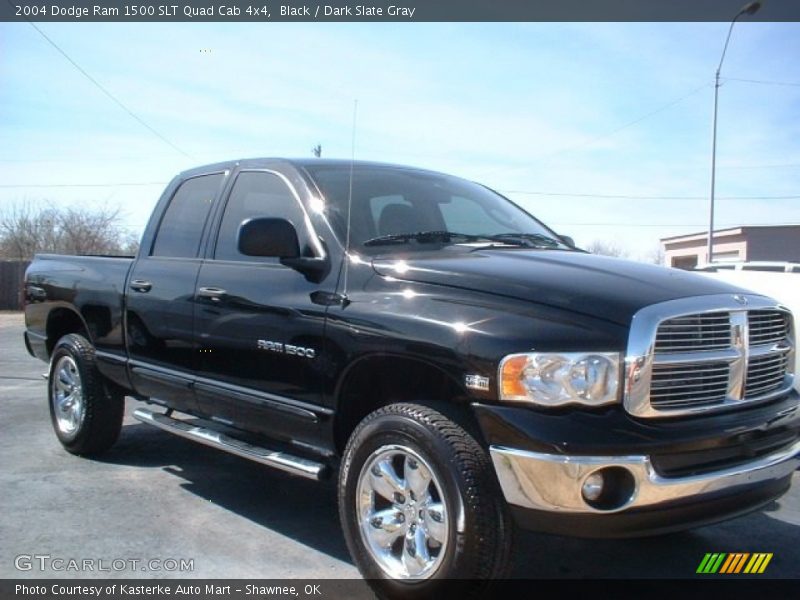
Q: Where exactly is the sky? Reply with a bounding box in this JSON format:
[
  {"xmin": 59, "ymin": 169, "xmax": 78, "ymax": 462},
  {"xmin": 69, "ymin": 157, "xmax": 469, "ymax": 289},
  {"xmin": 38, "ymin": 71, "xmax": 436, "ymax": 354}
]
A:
[{"xmin": 1, "ymin": 21, "xmax": 799, "ymax": 260}]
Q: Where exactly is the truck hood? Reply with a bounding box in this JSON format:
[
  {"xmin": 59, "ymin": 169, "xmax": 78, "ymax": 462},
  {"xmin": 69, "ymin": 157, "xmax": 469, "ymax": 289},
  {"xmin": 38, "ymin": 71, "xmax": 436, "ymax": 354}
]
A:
[{"xmin": 371, "ymin": 248, "xmax": 749, "ymax": 326}]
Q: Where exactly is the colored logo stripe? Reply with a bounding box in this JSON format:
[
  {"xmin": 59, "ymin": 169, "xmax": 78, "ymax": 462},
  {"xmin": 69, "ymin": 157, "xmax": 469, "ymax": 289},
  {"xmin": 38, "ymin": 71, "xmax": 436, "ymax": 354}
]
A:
[
  {"xmin": 697, "ymin": 553, "xmax": 773, "ymax": 574},
  {"xmin": 744, "ymin": 553, "xmax": 773, "ymax": 574},
  {"xmin": 697, "ymin": 553, "xmax": 726, "ymax": 573},
  {"xmin": 719, "ymin": 553, "xmax": 749, "ymax": 573}
]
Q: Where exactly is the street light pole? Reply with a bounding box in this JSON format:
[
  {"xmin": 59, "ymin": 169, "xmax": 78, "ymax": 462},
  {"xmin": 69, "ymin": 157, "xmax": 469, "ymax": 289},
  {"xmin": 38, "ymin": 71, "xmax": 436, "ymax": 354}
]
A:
[{"xmin": 707, "ymin": 1, "xmax": 761, "ymax": 266}]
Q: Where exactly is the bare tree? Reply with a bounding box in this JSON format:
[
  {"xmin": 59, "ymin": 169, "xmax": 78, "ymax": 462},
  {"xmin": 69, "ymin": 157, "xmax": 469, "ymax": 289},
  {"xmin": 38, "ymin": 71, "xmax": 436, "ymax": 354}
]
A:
[
  {"xmin": 647, "ymin": 244, "xmax": 665, "ymax": 266},
  {"xmin": 0, "ymin": 202, "xmax": 140, "ymax": 260},
  {"xmin": 585, "ymin": 239, "xmax": 628, "ymax": 258}
]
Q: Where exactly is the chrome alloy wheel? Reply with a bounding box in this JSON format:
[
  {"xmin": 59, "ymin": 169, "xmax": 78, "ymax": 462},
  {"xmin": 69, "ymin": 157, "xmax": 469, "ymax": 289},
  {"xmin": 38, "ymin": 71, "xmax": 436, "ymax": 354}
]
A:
[
  {"xmin": 356, "ymin": 444, "xmax": 449, "ymax": 579},
  {"xmin": 51, "ymin": 356, "xmax": 85, "ymax": 436}
]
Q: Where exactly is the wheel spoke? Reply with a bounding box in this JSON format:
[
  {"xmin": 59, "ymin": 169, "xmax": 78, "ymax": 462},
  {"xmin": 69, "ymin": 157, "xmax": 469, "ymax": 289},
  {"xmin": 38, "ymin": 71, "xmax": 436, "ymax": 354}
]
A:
[
  {"xmin": 368, "ymin": 459, "xmax": 406, "ymax": 502},
  {"xmin": 70, "ymin": 397, "xmax": 82, "ymax": 420},
  {"xmin": 401, "ymin": 524, "xmax": 430, "ymax": 577},
  {"xmin": 423, "ymin": 502, "xmax": 447, "ymax": 544},
  {"xmin": 58, "ymin": 369, "xmax": 73, "ymax": 387},
  {"xmin": 404, "ymin": 455, "xmax": 432, "ymax": 499},
  {"xmin": 59, "ymin": 392, "xmax": 72, "ymax": 412},
  {"xmin": 366, "ymin": 508, "xmax": 407, "ymax": 548}
]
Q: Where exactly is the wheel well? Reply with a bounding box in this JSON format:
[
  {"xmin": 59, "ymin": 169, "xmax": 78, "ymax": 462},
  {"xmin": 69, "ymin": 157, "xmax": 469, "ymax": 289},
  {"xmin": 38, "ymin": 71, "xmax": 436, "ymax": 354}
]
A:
[
  {"xmin": 333, "ymin": 356, "xmax": 478, "ymax": 454},
  {"xmin": 46, "ymin": 308, "xmax": 89, "ymax": 355}
]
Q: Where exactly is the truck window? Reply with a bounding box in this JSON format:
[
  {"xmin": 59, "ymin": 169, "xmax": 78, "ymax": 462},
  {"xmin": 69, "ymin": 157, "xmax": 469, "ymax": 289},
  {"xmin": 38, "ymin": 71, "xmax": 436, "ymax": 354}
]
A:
[
  {"xmin": 151, "ymin": 174, "xmax": 223, "ymax": 258},
  {"xmin": 214, "ymin": 171, "xmax": 306, "ymax": 262},
  {"xmin": 304, "ymin": 165, "xmax": 561, "ymax": 251},
  {"xmin": 439, "ymin": 195, "xmax": 518, "ymax": 235}
]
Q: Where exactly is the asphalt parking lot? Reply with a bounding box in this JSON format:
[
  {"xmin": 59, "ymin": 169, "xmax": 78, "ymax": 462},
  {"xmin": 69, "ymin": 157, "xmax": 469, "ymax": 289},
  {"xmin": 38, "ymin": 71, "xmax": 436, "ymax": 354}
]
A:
[{"xmin": 1, "ymin": 312, "xmax": 798, "ymax": 580}]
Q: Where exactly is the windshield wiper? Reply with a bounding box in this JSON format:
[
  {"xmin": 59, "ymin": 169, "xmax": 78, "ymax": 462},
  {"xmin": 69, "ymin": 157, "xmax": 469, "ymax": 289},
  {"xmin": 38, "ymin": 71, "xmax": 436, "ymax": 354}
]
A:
[
  {"xmin": 485, "ymin": 233, "xmax": 564, "ymax": 249},
  {"xmin": 362, "ymin": 230, "xmax": 565, "ymax": 250},
  {"xmin": 363, "ymin": 230, "xmax": 495, "ymax": 247}
]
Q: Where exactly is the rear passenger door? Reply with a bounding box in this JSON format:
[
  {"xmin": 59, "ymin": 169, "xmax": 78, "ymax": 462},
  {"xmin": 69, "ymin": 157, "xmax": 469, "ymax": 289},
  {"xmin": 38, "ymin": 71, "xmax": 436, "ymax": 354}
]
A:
[
  {"xmin": 125, "ymin": 172, "xmax": 225, "ymax": 413},
  {"xmin": 193, "ymin": 169, "xmax": 330, "ymax": 443}
]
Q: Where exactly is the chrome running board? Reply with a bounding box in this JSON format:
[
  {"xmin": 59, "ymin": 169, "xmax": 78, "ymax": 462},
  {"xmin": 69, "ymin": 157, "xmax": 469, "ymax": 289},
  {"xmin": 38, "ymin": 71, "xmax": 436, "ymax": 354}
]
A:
[{"xmin": 133, "ymin": 408, "xmax": 327, "ymax": 480}]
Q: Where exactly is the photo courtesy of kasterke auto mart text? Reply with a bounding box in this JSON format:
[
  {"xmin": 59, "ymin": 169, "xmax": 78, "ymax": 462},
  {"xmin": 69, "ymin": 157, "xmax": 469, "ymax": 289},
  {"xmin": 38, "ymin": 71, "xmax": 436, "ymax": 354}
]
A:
[{"xmin": 23, "ymin": 157, "xmax": 799, "ymax": 597}]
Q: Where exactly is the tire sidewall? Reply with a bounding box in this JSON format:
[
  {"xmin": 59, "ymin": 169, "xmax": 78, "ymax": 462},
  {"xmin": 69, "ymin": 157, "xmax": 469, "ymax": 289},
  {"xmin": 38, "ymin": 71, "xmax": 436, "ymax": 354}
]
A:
[
  {"xmin": 340, "ymin": 410, "xmax": 475, "ymax": 594},
  {"xmin": 48, "ymin": 336, "xmax": 95, "ymax": 449}
]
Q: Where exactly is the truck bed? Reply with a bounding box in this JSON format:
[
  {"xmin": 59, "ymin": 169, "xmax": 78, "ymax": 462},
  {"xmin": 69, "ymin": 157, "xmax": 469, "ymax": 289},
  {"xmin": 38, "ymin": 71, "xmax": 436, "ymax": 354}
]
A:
[{"xmin": 24, "ymin": 253, "xmax": 134, "ymax": 365}]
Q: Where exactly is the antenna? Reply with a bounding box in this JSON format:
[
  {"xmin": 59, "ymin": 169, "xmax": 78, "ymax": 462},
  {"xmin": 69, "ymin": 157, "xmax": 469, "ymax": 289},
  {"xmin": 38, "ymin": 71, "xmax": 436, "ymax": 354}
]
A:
[{"xmin": 341, "ymin": 99, "xmax": 358, "ymax": 303}]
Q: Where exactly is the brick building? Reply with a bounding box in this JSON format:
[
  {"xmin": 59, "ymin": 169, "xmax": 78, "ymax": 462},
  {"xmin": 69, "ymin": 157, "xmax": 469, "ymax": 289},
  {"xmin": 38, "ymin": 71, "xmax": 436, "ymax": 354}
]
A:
[{"xmin": 660, "ymin": 225, "xmax": 800, "ymax": 270}]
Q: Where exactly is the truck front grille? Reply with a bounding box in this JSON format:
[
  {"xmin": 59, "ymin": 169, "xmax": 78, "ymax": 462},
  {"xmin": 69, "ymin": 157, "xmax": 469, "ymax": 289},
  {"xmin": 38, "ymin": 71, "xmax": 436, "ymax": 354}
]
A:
[
  {"xmin": 748, "ymin": 310, "xmax": 790, "ymax": 346},
  {"xmin": 650, "ymin": 362, "xmax": 730, "ymax": 409},
  {"xmin": 625, "ymin": 296, "xmax": 795, "ymax": 418},
  {"xmin": 654, "ymin": 314, "xmax": 731, "ymax": 352},
  {"xmin": 745, "ymin": 353, "xmax": 790, "ymax": 399}
]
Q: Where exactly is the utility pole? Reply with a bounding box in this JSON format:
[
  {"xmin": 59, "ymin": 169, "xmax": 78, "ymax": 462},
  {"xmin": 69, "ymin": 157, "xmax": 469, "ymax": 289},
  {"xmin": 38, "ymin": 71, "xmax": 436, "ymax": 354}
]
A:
[{"xmin": 707, "ymin": 1, "xmax": 761, "ymax": 265}]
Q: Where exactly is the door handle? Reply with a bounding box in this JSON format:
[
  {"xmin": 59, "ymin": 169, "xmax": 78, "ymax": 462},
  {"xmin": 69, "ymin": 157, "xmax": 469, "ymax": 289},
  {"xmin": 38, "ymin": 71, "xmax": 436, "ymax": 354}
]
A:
[
  {"xmin": 198, "ymin": 286, "xmax": 227, "ymax": 302},
  {"xmin": 129, "ymin": 279, "xmax": 152, "ymax": 293}
]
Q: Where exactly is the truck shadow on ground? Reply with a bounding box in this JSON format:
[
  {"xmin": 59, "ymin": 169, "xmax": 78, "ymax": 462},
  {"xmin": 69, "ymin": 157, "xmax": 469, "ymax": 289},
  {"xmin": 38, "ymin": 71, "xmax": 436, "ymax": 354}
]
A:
[{"xmin": 101, "ymin": 421, "xmax": 800, "ymax": 578}]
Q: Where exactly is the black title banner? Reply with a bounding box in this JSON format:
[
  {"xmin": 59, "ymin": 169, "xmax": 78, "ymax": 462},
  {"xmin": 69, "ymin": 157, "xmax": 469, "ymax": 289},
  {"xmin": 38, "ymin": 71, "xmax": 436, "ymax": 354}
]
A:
[
  {"xmin": 4, "ymin": 579, "xmax": 800, "ymax": 600},
  {"xmin": 2, "ymin": 0, "xmax": 800, "ymax": 22}
]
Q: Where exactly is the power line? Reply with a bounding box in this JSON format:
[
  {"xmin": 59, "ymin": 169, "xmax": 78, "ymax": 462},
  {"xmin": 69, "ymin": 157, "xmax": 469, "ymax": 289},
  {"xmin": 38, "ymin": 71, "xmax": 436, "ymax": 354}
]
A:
[
  {"xmin": 502, "ymin": 190, "xmax": 800, "ymax": 200},
  {"xmin": 724, "ymin": 77, "xmax": 800, "ymax": 88},
  {"xmin": 0, "ymin": 182, "xmax": 168, "ymax": 188},
  {"xmin": 533, "ymin": 83, "xmax": 710, "ymax": 162},
  {"xmin": 23, "ymin": 19, "xmax": 193, "ymax": 160},
  {"xmin": 716, "ymin": 162, "xmax": 800, "ymax": 170},
  {"xmin": 1, "ymin": 181, "xmax": 798, "ymax": 203},
  {"xmin": 550, "ymin": 222, "xmax": 800, "ymax": 227},
  {"xmin": 2, "ymin": 157, "xmax": 799, "ymax": 172}
]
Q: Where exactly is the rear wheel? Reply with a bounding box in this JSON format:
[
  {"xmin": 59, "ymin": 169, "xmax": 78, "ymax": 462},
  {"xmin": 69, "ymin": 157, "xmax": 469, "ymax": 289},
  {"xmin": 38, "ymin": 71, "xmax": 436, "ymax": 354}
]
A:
[
  {"xmin": 339, "ymin": 403, "xmax": 514, "ymax": 598},
  {"xmin": 48, "ymin": 334, "xmax": 125, "ymax": 456}
]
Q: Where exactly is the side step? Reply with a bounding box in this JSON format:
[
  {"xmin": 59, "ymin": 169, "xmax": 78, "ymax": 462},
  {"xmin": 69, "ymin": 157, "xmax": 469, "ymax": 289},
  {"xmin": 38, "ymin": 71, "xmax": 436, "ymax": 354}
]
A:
[{"xmin": 133, "ymin": 408, "xmax": 328, "ymax": 481}]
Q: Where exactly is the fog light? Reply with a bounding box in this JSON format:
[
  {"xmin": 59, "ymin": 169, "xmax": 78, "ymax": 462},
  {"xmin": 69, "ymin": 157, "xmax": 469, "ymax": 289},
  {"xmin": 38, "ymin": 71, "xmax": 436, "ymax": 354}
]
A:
[
  {"xmin": 582, "ymin": 472, "xmax": 605, "ymax": 502},
  {"xmin": 580, "ymin": 466, "xmax": 637, "ymax": 511}
]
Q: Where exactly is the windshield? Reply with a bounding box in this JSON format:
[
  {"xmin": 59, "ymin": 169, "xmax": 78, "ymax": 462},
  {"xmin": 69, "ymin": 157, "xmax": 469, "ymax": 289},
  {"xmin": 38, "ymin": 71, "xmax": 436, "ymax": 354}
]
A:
[{"xmin": 303, "ymin": 165, "xmax": 570, "ymax": 252}]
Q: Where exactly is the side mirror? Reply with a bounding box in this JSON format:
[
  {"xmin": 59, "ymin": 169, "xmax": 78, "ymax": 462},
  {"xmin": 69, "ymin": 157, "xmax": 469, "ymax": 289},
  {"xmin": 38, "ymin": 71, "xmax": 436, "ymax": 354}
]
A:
[
  {"xmin": 237, "ymin": 218, "xmax": 300, "ymax": 258},
  {"xmin": 559, "ymin": 234, "xmax": 576, "ymax": 248},
  {"xmin": 237, "ymin": 217, "xmax": 329, "ymax": 283}
]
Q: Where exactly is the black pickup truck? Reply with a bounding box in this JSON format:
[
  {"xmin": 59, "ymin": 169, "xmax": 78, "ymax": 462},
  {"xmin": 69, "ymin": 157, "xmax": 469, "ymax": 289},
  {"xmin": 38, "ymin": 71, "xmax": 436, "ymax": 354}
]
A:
[{"xmin": 24, "ymin": 158, "xmax": 799, "ymax": 594}]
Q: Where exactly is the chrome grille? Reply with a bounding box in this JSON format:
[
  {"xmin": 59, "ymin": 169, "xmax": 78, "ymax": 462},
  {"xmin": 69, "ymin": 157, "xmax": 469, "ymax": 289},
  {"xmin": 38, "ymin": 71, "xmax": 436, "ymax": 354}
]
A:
[
  {"xmin": 745, "ymin": 353, "xmax": 790, "ymax": 399},
  {"xmin": 749, "ymin": 310, "xmax": 790, "ymax": 346},
  {"xmin": 625, "ymin": 295, "xmax": 795, "ymax": 418},
  {"xmin": 650, "ymin": 362, "xmax": 730, "ymax": 409},
  {"xmin": 654, "ymin": 313, "xmax": 731, "ymax": 352}
]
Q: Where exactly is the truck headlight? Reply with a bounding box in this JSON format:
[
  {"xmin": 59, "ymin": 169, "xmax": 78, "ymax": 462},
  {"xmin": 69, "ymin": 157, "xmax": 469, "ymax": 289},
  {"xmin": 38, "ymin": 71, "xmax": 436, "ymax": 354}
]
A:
[{"xmin": 499, "ymin": 352, "xmax": 621, "ymax": 407}]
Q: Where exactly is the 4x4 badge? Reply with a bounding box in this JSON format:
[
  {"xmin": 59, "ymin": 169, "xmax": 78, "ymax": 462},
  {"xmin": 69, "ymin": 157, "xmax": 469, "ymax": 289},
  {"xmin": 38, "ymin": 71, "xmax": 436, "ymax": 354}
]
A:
[{"xmin": 465, "ymin": 374, "xmax": 490, "ymax": 391}]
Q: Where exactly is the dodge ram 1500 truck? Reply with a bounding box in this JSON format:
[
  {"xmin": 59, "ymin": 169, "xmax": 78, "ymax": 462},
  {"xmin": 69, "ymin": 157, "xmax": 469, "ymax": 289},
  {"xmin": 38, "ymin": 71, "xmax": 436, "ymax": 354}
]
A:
[{"xmin": 24, "ymin": 158, "xmax": 799, "ymax": 595}]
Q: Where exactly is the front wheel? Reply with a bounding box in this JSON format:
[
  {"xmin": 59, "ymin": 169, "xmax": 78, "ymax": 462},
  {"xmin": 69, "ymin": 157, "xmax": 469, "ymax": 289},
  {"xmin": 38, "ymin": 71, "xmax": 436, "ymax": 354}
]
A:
[{"xmin": 338, "ymin": 403, "xmax": 513, "ymax": 598}]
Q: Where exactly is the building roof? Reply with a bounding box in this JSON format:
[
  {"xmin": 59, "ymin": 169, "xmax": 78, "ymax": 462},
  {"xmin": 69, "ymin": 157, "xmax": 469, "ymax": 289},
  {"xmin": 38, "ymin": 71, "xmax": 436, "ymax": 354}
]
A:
[{"xmin": 660, "ymin": 224, "xmax": 800, "ymax": 244}]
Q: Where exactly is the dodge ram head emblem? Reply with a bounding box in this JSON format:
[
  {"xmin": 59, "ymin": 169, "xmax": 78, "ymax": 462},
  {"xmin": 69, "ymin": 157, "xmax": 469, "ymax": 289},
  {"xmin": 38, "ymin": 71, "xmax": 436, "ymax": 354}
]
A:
[{"xmin": 733, "ymin": 295, "xmax": 748, "ymax": 306}]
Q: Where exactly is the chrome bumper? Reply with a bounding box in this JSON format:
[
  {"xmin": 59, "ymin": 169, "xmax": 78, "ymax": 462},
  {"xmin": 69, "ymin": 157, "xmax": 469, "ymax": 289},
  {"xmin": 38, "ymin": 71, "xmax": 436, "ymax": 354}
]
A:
[{"xmin": 490, "ymin": 439, "xmax": 800, "ymax": 514}]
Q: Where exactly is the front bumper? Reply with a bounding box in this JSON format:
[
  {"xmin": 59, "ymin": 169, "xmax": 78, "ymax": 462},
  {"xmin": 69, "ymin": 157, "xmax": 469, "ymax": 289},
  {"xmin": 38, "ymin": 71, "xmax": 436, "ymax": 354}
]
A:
[
  {"xmin": 476, "ymin": 392, "xmax": 800, "ymax": 537},
  {"xmin": 491, "ymin": 440, "xmax": 799, "ymax": 536}
]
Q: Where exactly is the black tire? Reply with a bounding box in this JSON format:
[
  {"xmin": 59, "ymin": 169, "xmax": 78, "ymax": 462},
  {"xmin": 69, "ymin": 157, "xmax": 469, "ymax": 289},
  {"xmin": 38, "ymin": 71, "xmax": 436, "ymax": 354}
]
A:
[
  {"xmin": 338, "ymin": 403, "xmax": 514, "ymax": 599},
  {"xmin": 47, "ymin": 333, "xmax": 125, "ymax": 456}
]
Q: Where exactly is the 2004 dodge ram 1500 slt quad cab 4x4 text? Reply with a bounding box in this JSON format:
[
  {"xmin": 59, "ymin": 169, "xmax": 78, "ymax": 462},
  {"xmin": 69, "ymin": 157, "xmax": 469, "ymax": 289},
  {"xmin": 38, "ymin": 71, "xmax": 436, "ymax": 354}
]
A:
[{"xmin": 23, "ymin": 159, "xmax": 799, "ymax": 596}]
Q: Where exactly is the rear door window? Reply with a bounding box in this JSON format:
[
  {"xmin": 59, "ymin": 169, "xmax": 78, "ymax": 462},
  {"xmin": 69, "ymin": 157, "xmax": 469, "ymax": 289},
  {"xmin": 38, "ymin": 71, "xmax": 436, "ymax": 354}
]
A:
[{"xmin": 151, "ymin": 174, "xmax": 223, "ymax": 258}]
